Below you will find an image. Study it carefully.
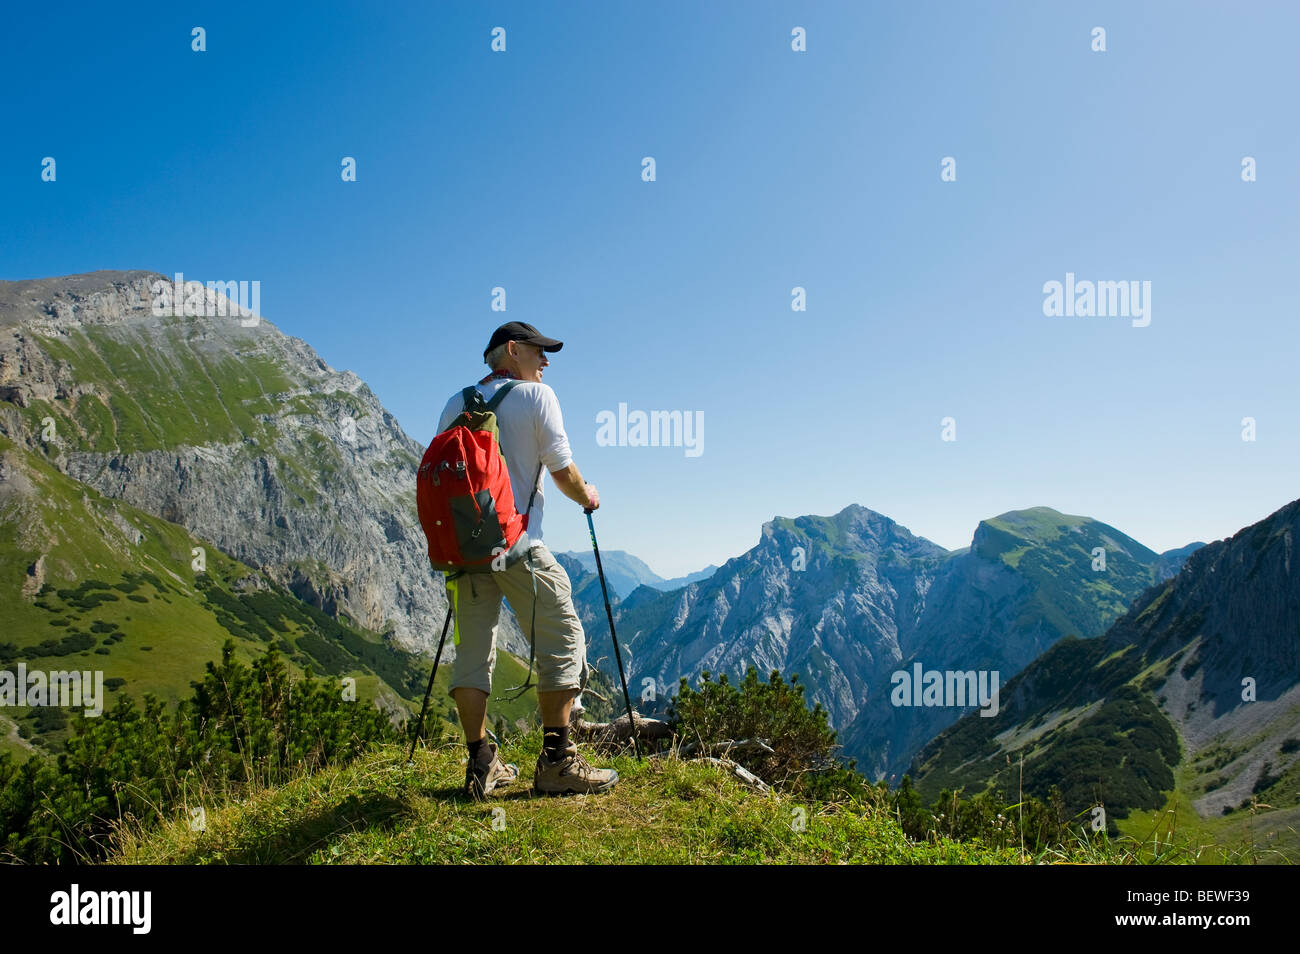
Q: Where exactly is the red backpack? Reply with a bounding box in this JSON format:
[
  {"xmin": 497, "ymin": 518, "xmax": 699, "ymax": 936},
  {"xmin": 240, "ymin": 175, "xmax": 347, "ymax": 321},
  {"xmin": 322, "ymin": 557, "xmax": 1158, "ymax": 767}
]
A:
[{"xmin": 416, "ymin": 381, "xmax": 541, "ymax": 573}]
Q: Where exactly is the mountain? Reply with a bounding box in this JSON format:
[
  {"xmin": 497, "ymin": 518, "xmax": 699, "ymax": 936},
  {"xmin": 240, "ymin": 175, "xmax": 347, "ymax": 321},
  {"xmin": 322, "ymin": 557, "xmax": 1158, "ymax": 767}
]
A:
[
  {"xmin": 557, "ymin": 550, "xmax": 664, "ymax": 600},
  {"xmin": 0, "ymin": 270, "xmax": 531, "ymax": 658},
  {"xmin": 603, "ymin": 504, "xmax": 947, "ymax": 729},
  {"xmin": 655, "ymin": 564, "xmax": 720, "ymax": 591},
  {"xmin": 0, "ymin": 270, "xmax": 1223, "ymax": 788},
  {"xmin": 597, "ymin": 503, "xmax": 1200, "ymax": 779},
  {"xmin": 909, "ymin": 496, "xmax": 1300, "ymax": 847},
  {"xmin": 0, "ymin": 429, "xmax": 440, "ymax": 757},
  {"xmin": 0, "ymin": 271, "xmax": 544, "ymax": 751},
  {"xmin": 556, "ymin": 548, "xmax": 719, "ymax": 600},
  {"xmin": 840, "ymin": 506, "xmax": 1203, "ymax": 779},
  {"xmin": 1154, "ymin": 541, "xmax": 1204, "ymax": 581}
]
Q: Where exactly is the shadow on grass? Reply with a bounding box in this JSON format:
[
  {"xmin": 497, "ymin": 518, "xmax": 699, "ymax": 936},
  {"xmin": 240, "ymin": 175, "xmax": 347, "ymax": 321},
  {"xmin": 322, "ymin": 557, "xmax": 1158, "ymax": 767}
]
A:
[
  {"xmin": 414, "ymin": 771, "xmax": 590, "ymax": 803},
  {"xmin": 213, "ymin": 792, "xmax": 413, "ymax": 864},
  {"xmin": 416, "ymin": 781, "xmax": 546, "ymax": 804}
]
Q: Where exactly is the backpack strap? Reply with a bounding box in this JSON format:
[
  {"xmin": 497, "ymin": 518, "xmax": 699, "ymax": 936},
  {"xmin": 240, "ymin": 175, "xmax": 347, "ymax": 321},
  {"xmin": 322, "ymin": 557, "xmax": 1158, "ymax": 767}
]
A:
[
  {"xmin": 521, "ymin": 460, "xmax": 543, "ymax": 529},
  {"xmin": 468, "ymin": 378, "xmax": 545, "ymax": 525},
  {"xmin": 484, "ymin": 379, "xmax": 520, "ymax": 413}
]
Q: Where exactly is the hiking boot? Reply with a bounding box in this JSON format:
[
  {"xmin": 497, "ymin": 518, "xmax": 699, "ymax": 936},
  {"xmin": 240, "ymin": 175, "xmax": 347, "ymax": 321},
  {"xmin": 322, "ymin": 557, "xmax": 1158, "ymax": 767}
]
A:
[
  {"xmin": 465, "ymin": 742, "xmax": 519, "ymax": 800},
  {"xmin": 533, "ymin": 741, "xmax": 619, "ymax": 796}
]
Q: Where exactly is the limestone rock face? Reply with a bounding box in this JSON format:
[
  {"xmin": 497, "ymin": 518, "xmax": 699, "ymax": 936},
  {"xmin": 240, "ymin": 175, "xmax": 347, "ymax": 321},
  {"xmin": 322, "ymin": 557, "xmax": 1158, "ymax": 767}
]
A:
[
  {"xmin": 0, "ymin": 270, "xmax": 527, "ymax": 660},
  {"xmin": 598, "ymin": 503, "xmax": 1200, "ymax": 780},
  {"xmin": 911, "ymin": 496, "xmax": 1300, "ymax": 822}
]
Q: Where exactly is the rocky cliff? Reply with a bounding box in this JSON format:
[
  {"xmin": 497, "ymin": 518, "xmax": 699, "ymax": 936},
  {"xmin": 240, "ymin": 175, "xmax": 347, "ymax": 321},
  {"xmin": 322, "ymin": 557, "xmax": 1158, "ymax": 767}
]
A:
[
  {"xmin": 0, "ymin": 270, "xmax": 527, "ymax": 659},
  {"xmin": 911, "ymin": 496, "xmax": 1300, "ymax": 829},
  {"xmin": 606, "ymin": 503, "xmax": 1200, "ymax": 779}
]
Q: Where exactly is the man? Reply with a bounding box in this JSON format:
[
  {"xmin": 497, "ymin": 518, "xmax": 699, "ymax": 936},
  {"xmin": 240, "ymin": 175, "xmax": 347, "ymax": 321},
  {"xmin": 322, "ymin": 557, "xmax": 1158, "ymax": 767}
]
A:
[{"xmin": 435, "ymin": 320, "xmax": 619, "ymax": 799}]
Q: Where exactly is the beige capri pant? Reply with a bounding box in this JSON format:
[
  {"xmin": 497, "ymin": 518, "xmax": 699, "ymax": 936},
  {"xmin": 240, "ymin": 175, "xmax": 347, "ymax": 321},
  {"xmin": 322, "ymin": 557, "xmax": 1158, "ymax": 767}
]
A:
[{"xmin": 446, "ymin": 540, "xmax": 588, "ymax": 695}]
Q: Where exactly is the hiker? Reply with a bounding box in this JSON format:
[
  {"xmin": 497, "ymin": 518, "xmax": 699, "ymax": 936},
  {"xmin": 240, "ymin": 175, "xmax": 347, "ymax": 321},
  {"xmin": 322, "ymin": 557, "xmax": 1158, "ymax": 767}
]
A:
[{"xmin": 433, "ymin": 321, "xmax": 619, "ymax": 799}]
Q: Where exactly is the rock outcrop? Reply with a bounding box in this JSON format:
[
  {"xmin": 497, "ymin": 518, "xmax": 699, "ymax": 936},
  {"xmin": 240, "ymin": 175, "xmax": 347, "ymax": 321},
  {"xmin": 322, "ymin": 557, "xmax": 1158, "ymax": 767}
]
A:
[{"xmin": 0, "ymin": 270, "xmax": 527, "ymax": 659}]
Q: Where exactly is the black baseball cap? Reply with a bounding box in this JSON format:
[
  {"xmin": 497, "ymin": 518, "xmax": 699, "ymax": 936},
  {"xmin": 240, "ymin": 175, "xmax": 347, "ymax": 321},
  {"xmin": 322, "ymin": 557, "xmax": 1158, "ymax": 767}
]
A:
[{"xmin": 483, "ymin": 321, "xmax": 564, "ymax": 361}]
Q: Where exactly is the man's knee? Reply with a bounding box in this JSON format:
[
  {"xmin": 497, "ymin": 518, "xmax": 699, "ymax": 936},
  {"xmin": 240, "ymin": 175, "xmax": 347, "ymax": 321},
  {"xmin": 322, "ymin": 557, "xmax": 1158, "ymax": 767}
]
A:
[
  {"xmin": 499, "ymin": 549, "xmax": 585, "ymax": 693},
  {"xmin": 448, "ymin": 654, "xmax": 494, "ymax": 697}
]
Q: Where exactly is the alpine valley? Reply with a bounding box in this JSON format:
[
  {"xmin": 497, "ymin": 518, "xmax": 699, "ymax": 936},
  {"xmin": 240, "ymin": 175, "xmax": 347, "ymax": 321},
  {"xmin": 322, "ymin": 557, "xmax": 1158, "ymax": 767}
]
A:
[
  {"xmin": 0, "ymin": 270, "xmax": 539, "ymax": 754},
  {"xmin": 4, "ymin": 271, "xmax": 1296, "ymax": 860},
  {"xmin": 909, "ymin": 496, "xmax": 1300, "ymax": 857}
]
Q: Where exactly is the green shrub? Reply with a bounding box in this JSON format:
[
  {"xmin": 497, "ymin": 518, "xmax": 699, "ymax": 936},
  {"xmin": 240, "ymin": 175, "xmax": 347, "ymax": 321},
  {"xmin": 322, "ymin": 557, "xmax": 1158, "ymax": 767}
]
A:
[
  {"xmin": 664, "ymin": 669, "xmax": 1075, "ymax": 853},
  {"xmin": 667, "ymin": 668, "xmax": 869, "ymax": 801},
  {"xmin": 0, "ymin": 640, "xmax": 397, "ymax": 864},
  {"xmin": 27, "ymin": 633, "xmax": 96, "ymax": 657}
]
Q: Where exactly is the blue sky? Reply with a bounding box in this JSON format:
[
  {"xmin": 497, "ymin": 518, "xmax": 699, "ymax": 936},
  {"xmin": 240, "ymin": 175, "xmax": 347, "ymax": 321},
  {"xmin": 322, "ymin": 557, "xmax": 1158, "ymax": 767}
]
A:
[{"xmin": 4, "ymin": 1, "xmax": 1297, "ymax": 577}]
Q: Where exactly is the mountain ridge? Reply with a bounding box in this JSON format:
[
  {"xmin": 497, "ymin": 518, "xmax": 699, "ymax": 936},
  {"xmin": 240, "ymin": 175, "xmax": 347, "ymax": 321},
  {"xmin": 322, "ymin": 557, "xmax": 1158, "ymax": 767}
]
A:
[
  {"xmin": 0, "ymin": 269, "xmax": 530, "ymax": 661},
  {"xmin": 556, "ymin": 548, "xmax": 719, "ymax": 598},
  {"xmin": 590, "ymin": 500, "xmax": 1202, "ymax": 781},
  {"xmin": 1, "ymin": 270, "xmax": 1221, "ymax": 795},
  {"xmin": 910, "ymin": 495, "xmax": 1300, "ymax": 847}
]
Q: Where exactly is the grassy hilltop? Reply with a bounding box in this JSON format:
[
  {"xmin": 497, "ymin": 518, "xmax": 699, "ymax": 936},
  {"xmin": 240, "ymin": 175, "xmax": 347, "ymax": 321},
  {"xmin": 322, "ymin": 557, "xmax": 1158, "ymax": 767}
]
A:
[
  {"xmin": 111, "ymin": 736, "xmax": 1025, "ymax": 865},
  {"xmin": 107, "ymin": 731, "xmax": 1243, "ymax": 866}
]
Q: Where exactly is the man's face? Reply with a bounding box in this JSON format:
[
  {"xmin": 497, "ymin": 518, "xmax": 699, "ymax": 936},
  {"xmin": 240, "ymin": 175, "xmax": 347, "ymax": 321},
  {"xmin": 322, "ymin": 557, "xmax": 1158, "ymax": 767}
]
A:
[{"xmin": 511, "ymin": 340, "xmax": 548, "ymax": 382}]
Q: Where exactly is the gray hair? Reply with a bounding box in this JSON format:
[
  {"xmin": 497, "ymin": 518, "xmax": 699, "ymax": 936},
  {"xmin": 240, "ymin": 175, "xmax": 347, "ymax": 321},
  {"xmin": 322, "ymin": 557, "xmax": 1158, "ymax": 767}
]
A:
[{"xmin": 484, "ymin": 341, "xmax": 510, "ymax": 368}]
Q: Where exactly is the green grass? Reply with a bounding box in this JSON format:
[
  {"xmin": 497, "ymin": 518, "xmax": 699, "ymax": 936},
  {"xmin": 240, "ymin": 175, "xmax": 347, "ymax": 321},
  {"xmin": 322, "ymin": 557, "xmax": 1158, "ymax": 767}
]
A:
[
  {"xmin": 107, "ymin": 731, "xmax": 1242, "ymax": 865},
  {"xmin": 1115, "ymin": 773, "xmax": 1299, "ymax": 865},
  {"xmin": 22, "ymin": 321, "xmax": 379, "ymax": 485},
  {"xmin": 110, "ymin": 737, "xmax": 1045, "ymax": 865},
  {"xmin": 30, "ymin": 323, "xmax": 294, "ymax": 453},
  {"xmin": 0, "ymin": 436, "xmax": 539, "ymax": 753},
  {"xmin": 1001, "ymin": 545, "xmax": 1031, "ymax": 568},
  {"xmin": 1112, "ymin": 723, "xmax": 1300, "ymax": 866},
  {"xmin": 983, "ymin": 506, "xmax": 1089, "ymax": 543},
  {"xmin": 0, "ymin": 715, "xmax": 35, "ymax": 760},
  {"xmin": 0, "ymin": 441, "xmax": 266, "ymax": 720}
]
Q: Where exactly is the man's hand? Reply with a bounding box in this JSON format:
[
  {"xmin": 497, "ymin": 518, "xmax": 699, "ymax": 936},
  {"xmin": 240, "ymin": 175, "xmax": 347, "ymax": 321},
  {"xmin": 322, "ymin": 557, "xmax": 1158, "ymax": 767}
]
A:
[{"xmin": 550, "ymin": 462, "xmax": 599, "ymax": 511}]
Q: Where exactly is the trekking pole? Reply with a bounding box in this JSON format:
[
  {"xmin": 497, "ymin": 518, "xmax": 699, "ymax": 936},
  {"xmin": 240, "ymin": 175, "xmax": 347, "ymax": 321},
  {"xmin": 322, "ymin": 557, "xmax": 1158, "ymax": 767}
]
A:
[
  {"xmin": 584, "ymin": 507, "xmax": 641, "ymax": 761},
  {"xmin": 407, "ymin": 572, "xmax": 460, "ymax": 765}
]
